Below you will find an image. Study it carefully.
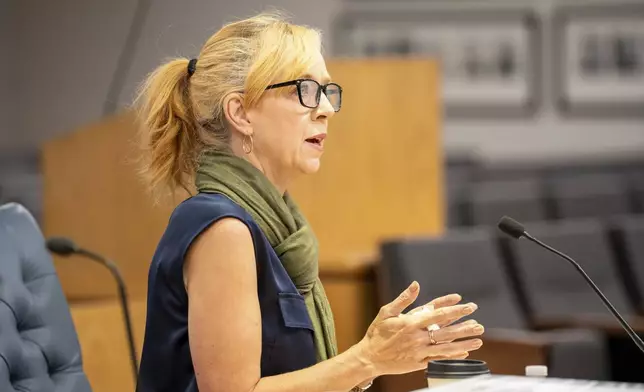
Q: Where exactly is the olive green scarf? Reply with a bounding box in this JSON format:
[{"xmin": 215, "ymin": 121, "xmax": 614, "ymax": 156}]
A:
[{"xmin": 195, "ymin": 150, "xmax": 337, "ymax": 361}]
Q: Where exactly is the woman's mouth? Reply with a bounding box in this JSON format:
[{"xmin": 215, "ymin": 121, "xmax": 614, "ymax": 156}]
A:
[{"xmin": 305, "ymin": 134, "xmax": 326, "ymax": 150}]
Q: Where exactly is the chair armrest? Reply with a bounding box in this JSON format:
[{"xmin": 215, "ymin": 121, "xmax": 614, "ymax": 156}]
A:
[
  {"xmin": 473, "ymin": 328, "xmax": 549, "ymax": 376},
  {"xmin": 480, "ymin": 328, "xmax": 609, "ymax": 381}
]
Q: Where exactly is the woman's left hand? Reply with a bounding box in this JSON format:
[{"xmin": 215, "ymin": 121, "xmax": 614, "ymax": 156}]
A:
[{"xmin": 404, "ymin": 293, "xmax": 485, "ymax": 357}]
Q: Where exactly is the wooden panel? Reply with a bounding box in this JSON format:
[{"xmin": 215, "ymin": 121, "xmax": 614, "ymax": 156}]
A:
[
  {"xmin": 320, "ymin": 256, "xmax": 378, "ymax": 353},
  {"xmin": 290, "ymin": 59, "xmax": 444, "ymax": 262},
  {"xmin": 42, "ymin": 112, "xmax": 183, "ymax": 300},
  {"xmin": 70, "ymin": 298, "xmax": 147, "ymax": 392}
]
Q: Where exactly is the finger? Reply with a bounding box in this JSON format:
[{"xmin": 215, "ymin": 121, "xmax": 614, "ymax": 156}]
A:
[
  {"xmin": 407, "ymin": 303, "xmax": 433, "ymax": 316},
  {"xmin": 379, "ymin": 281, "xmax": 420, "ymax": 319},
  {"xmin": 449, "ymin": 352, "xmax": 470, "ymax": 360},
  {"xmin": 433, "ymin": 320, "xmax": 484, "ymax": 344},
  {"xmin": 438, "ymin": 313, "xmax": 476, "ymax": 328},
  {"xmin": 429, "ymin": 294, "xmax": 463, "ymax": 309},
  {"xmin": 425, "ymin": 338, "xmax": 483, "ymax": 358},
  {"xmin": 421, "ymin": 351, "xmax": 469, "ymax": 364},
  {"xmin": 408, "ymin": 294, "xmax": 462, "ymax": 316},
  {"xmin": 413, "ymin": 303, "xmax": 478, "ymax": 328}
]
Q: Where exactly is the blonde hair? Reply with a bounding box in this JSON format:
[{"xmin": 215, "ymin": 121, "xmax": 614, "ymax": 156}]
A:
[{"xmin": 135, "ymin": 12, "xmax": 321, "ymax": 196}]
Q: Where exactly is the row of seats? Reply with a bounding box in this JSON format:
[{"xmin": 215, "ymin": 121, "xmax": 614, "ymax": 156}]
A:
[
  {"xmin": 378, "ymin": 214, "xmax": 644, "ymax": 380},
  {"xmin": 447, "ymin": 170, "xmax": 644, "ymax": 227}
]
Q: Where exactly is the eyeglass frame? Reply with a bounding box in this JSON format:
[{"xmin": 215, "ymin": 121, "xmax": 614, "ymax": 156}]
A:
[{"xmin": 265, "ymin": 78, "xmax": 343, "ymax": 112}]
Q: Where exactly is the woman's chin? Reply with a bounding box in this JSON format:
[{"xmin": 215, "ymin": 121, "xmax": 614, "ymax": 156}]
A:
[{"xmin": 298, "ymin": 158, "xmax": 321, "ymax": 175}]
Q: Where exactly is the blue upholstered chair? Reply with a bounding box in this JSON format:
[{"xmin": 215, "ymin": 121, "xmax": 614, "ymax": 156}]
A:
[{"xmin": 0, "ymin": 202, "xmax": 92, "ymax": 392}]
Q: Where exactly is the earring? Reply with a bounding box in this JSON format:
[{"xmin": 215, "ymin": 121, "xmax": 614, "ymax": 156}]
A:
[{"xmin": 242, "ymin": 134, "xmax": 254, "ymax": 154}]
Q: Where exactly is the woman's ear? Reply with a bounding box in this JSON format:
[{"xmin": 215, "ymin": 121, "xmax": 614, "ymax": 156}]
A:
[{"xmin": 223, "ymin": 92, "xmax": 252, "ymax": 135}]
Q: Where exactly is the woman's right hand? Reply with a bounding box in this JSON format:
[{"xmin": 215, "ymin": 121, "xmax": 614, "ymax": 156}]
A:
[{"xmin": 356, "ymin": 281, "xmax": 484, "ymax": 377}]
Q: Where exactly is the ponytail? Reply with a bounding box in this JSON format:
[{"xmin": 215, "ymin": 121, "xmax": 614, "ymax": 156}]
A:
[{"xmin": 135, "ymin": 58, "xmax": 200, "ymax": 197}]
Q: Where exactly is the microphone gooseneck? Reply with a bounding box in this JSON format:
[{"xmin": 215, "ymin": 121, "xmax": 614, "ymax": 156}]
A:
[
  {"xmin": 497, "ymin": 216, "xmax": 644, "ymax": 355},
  {"xmin": 45, "ymin": 237, "xmax": 139, "ymax": 381}
]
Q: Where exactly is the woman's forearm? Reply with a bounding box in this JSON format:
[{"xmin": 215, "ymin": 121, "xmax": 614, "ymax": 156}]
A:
[{"xmin": 254, "ymin": 341, "xmax": 377, "ymax": 392}]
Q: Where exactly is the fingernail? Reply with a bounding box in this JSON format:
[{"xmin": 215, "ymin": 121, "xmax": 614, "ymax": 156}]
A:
[
  {"xmin": 409, "ymin": 281, "xmax": 419, "ymax": 292},
  {"xmin": 473, "ymin": 325, "xmax": 484, "ymax": 334},
  {"xmin": 463, "ymin": 306, "xmax": 474, "ymax": 314},
  {"xmin": 469, "ymin": 302, "xmax": 478, "ymax": 310},
  {"xmin": 467, "ymin": 319, "xmax": 478, "ymax": 325},
  {"xmin": 471, "ymin": 339, "xmax": 483, "ymax": 349}
]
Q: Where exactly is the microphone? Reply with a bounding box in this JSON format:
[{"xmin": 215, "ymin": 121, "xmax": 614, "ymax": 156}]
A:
[
  {"xmin": 46, "ymin": 237, "xmax": 139, "ymax": 381},
  {"xmin": 497, "ymin": 216, "xmax": 644, "ymax": 354}
]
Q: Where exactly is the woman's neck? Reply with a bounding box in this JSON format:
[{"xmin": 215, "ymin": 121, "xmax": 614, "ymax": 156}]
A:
[
  {"xmin": 229, "ymin": 140, "xmax": 293, "ymax": 195},
  {"xmin": 242, "ymin": 154, "xmax": 290, "ymax": 195}
]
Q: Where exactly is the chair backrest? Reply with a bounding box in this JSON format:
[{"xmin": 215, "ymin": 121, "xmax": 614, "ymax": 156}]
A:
[
  {"xmin": 379, "ymin": 227, "xmax": 525, "ymax": 329},
  {"xmin": 611, "ymin": 214, "xmax": 644, "ymax": 314},
  {"xmin": 477, "ymin": 165, "xmax": 541, "ymax": 183},
  {"xmin": 509, "ymin": 218, "xmax": 632, "ymax": 321},
  {"xmin": 549, "ymin": 173, "xmax": 630, "ymax": 220},
  {"xmin": 470, "ymin": 179, "xmax": 547, "ymax": 227},
  {"xmin": 0, "ymin": 203, "xmax": 92, "ymax": 392},
  {"xmin": 627, "ymin": 171, "xmax": 644, "ymax": 213},
  {"xmin": 445, "ymin": 179, "xmax": 469, "ymax": 227}
]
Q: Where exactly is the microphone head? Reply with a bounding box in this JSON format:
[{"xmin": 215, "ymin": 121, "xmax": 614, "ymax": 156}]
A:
[
  {"xmin": 498, "ymin": 216, "xmax": 526, "ymax": 239},
  {"xmin": 45, "ymin": 237, "xmax": 80, "ymax": 256}
]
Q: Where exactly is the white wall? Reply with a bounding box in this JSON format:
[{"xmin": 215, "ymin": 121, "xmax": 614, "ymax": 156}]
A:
[
  {"xmin": 5, "ymin": 0, "xmax": 644, "ymax": 163},
  {"xmin": 440, "ymin": 0, "xmax": 644, "ymax": 163}
]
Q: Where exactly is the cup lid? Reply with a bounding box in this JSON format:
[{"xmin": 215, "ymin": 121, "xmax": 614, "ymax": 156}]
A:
[{"xmin": 426, "ymin": 359, "xmax": 491, "ymax": 379}]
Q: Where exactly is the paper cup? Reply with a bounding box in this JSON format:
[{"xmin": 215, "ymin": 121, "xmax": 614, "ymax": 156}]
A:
[{"xmin": 425, "ymin": 359, "xmax": 490, "ymax": 388}]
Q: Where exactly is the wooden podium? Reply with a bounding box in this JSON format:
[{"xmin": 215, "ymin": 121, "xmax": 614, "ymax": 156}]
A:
[{"xmin": 42, "ymin": 59, "xmax": 443, "ymax": 392}]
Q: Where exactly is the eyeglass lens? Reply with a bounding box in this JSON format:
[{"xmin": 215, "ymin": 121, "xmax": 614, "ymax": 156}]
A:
[{"xmin": 299, "ymin": 80, "xmax": 342, "ymax": 111}]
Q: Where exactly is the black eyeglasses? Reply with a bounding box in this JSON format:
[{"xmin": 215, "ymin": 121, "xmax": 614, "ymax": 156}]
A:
[{"xmin": 266, "ymin": 78, "xmax": 343, "ymax": 112}]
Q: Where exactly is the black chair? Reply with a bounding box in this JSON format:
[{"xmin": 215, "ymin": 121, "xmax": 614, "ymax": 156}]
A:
[
  {"xmin": 627, "ymin": 171, "xmax": 644, "ymax": 213},
  {"xmin": 445, "ymin": 155, "xmax": 478, "ymax": 227},
  {"xmin": 445, "ymin": 179, "xmax": 469, "ymax": 227},
  {"xmin": 548, "ymin": 173, "xmax": 630, "ymax": 220},
  {"xmin": 469, "ymin": 179, "xmax": 547, "ymax": 227},
  {"xmin": 0, "ymin": 202, "xmax": 92, "ymax": 392},
  {"xmin": 610, "ymin": 214, "xmax": 644, "ymax": 315},
  {"xmin": 476, "ymin": 163, "xmax": 542, "ymax": 183},
  {"xmin": 507, "ymin": 218, "xmax": 633, "ymax": 322},
  {"xmin": 378, "ymin": 227, "xmax": 608, "ymax": 380}
]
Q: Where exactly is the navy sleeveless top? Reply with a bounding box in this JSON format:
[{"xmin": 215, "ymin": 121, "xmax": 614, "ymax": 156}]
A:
[{"xmin": 136, "ymin": 193, "xmax": 318, "ymax": 392}]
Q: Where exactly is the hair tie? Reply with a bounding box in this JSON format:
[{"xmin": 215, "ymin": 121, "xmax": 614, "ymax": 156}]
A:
[{"xmin": 187, "ymin": 58, "xmax": 198, "ymax": 77}]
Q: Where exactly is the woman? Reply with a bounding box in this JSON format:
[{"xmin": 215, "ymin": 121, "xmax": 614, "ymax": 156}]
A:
[{"xmin": 135, "ymin": 12, "xmax": 485, "ymax": 392}]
